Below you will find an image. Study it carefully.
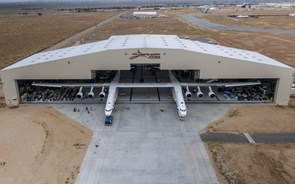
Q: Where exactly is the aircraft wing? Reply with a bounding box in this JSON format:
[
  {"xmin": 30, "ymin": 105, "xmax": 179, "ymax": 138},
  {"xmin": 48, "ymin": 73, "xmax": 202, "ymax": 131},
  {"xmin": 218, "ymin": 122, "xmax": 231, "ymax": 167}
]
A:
[
  {"xmin": 32, "ymin": 82, "xmax": 110, "ymax": 88},
  {"xmin": 32, "ymin": 82, "xmax": 175, "ymax": 88},
  {"xmin": 181, "ymin": 81, "xmax": 261, "ymax": 87},
  {"xmin": 116, "ymin": 83, "xmax": 175, "ymax": 88},
  {"xmin": 32, "ymin": 81, "xmax": 261, "ymax": 88}
]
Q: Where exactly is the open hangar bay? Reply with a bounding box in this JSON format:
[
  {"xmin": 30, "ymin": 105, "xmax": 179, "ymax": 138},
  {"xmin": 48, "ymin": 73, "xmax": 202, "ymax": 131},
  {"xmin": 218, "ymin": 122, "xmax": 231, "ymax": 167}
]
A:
[{"xmin": 0, "ymin": 34, "xmax": 294, "ymax": 119}]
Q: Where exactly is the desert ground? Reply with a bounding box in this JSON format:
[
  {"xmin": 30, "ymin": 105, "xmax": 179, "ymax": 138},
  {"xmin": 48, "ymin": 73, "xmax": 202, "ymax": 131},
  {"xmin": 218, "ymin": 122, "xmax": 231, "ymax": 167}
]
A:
[
  {"xmin": 206, "ymin": 104, "xmax": 295, "ymax": 133},
  {"xmin": 0, "ymin": 9, "xmax": 117, "ymax": 69},
  {"xmin": 194, "ymin": 7, "xmax": 295, "ymax": 67},
  {"xmin": 211, "ymin": 31, "xmax": 295, "ymax": 68},
  {"xmin": 83, "ymin": 9, "xmax": 213, "ymax": 41},
  {"xmin": 206, "ymin": 142, "xmax": 295, "ymax": 184},
  {"xmin": 0, "ymin": 105, "xmax": 92, "ymax": 184},
  {"xmin": 0, "ymin": 6, "xmax": 295, "ymax": 184},
  {"xmin": 201, "ymin": 7, "xmax": 295, "ymax": 30},
  {"xmin": 203, "ymin": 102, "xmax": 295, "ymax": 184}
]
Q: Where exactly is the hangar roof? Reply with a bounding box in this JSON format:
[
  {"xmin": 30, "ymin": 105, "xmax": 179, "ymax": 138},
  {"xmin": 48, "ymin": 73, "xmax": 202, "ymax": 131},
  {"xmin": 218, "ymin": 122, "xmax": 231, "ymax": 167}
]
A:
[
  {"xmin": 3, "ymin": 34, "xmax": 293, "ymax": 70},
  {"xmin": 133, "ymin": 11, "xmax": 157, "ymax": 15}
]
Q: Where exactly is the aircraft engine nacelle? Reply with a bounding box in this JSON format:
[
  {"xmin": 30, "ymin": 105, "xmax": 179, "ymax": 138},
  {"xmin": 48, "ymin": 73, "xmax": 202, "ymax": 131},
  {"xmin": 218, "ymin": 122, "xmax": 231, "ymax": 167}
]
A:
[
  {"xmin": 99, "ymin": 87, "xmax": 106, "ymax": 98},
  {"xmin": 185, "ymin": 91, "xmax": 192, "ymax": 98},
  {"xmin": 88, "ymin": 87, "xmax": 94, "ymax": 99},
  {"xmin": 197, "ymin": 86, "xmax": 204, "ymax": 99},
  {"xmin": 99, "ymin": 91, "xmax": 106, "ymax": 98},
  {"xmin": 76, "ymin": 87, "xmax": 83, "ymax": 99},
  {"xmin": 208, "ymin": 86, "xmax": 215, "ymax": 98},
  {"xmin": 185, "ymin": 86, "xmax": 192, "ymax": 98}
]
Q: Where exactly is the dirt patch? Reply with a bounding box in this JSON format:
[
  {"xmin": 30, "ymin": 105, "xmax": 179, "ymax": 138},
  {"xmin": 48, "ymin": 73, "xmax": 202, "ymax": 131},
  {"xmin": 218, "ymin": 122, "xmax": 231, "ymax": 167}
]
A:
[
  {"xmin": 205, "ymin": 105, "xmax": 295, "ymax": 133},
  {"xmin": 0, "ymin": 10, "xmax": 116, "ymax": 69},
  {"xmin": 0, "ymin": 105, "xmax": 92, "ymax": 184},
  {"xmin": 206, "ymin": 143, "xmax": 295, "ymax": 184},
  {"xmin": 209, "ymin": 31, "xmax": 295, "ymax": 68},
  {"xmin": 84, "ymin": 15, "xmax": 217, "ymax": 41}
]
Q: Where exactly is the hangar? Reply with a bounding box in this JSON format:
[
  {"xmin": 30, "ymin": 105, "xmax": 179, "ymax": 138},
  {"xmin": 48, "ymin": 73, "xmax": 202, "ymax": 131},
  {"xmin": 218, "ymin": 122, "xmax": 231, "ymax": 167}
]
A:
[
  {"xmin": 133, "ymin": 11, "xmax": 157, "ymax": 18},
  {"xmin": 0, "ymin": 34, "xmax": 294, "ymax": 118}
]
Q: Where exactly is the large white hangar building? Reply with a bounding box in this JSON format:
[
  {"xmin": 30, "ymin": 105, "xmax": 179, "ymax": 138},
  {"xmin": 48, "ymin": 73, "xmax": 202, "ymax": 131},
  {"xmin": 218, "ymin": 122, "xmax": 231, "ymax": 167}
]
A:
[{"xmin": 0, "ymin": 34, "xmax": 294, "ymax": 118}]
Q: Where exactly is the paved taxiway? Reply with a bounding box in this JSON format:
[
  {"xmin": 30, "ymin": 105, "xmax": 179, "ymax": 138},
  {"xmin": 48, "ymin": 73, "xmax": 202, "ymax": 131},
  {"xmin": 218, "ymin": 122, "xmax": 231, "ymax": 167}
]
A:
[
  {"xmin": 54, "ymin": 103, "xmax": 234, "ymax": 184},
  {"xmin": 181, "ymin": 14, "xmax": 295, "ymax": 35},
  {"xmin": 201, "ymin": 132, "xmax": 295, "ymax": 143}
]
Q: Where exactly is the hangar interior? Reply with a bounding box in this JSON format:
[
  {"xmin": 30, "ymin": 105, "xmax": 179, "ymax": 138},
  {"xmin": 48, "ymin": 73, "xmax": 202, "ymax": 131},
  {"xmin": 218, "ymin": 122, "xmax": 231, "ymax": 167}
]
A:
[
  {"xmin": 17, "ymin": 67, "xmax": 276, "ymax": 104},
  {"xmin": 1, "ymin": 34, "xmax": 293, "ymax": 107}
]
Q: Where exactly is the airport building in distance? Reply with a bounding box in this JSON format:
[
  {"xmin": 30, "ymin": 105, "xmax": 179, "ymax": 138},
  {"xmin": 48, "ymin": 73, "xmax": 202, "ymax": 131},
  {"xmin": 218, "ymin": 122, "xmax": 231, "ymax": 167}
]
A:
[{"xmin": 1, "ymin": 34, "xmax": 294, "ymax": 118}]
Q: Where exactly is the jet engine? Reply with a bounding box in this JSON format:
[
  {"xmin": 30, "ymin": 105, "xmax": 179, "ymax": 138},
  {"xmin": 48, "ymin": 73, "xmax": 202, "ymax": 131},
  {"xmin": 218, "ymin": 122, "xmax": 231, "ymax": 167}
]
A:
[
  {"xmin": 196, "ymin": 86, "xmax": 204, "ymax": 99},
  {"xmin": 185, "ymin": 86, "xmax": 192, "ymax": 98},
  {"xmin": 208, "ymin": 86, "xmax": 215, "ymax": 98},
  {"xmin": 88, "ymin": 86, "xmax": 94, "ymax": 99},
  {"xmin": 99, "ymin": 86, "xmax": 106, "ymax": 98},
  {"xmin": 76, "ymin": 87, "xmax": 83, "ymax": 99}
]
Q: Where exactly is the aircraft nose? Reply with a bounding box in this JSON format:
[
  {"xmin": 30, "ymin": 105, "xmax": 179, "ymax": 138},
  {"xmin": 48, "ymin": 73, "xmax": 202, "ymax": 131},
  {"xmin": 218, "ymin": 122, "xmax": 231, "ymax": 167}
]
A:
[{"xmin": 179, "ymin": 110, "xmax": 187, "ymax": 117}]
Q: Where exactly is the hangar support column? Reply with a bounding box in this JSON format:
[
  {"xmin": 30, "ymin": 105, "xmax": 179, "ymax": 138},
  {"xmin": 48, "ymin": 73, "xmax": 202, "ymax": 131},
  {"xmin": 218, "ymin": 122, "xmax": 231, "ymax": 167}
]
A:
[
  {"xmin": 274, "ymin": 73, "xmax": 294, "ymax": 105},
  {"xmin": 1, "ymin": 78, "xmax": 19, "ymax": 106}
]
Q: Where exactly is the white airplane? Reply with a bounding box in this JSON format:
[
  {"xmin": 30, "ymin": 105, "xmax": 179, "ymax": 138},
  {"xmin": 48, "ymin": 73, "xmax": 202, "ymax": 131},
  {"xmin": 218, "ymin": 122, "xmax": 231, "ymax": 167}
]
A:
[
  {"xmin": 104, "ymin": 71, "xmax": 120, "ymax": 116},
  {"xmin": 169, "ymin": 71, "xmax": 187, "ymax": 117},
  {"xmin": 32, "ymin": 71, "xmax": 261, "ymax": 119}
]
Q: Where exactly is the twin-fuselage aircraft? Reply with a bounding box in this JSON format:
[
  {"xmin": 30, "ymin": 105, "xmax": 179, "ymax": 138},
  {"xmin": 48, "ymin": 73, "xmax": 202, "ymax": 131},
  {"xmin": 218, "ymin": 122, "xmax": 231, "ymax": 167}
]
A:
[{"xmin": 32, "ymin": 71, "xmax": 260, "ymax": 119}]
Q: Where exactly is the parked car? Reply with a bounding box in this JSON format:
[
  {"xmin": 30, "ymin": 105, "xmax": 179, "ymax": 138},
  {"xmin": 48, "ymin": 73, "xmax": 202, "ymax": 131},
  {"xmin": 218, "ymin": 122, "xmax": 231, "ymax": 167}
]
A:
[{"xmin": 105, "ymin": 116, "xmax": 113, "ymax": 126}]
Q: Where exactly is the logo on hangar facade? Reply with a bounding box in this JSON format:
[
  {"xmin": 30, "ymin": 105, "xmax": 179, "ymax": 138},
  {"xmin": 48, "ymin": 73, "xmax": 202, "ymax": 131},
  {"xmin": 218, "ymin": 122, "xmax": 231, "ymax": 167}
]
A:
[{"xmin": 129, "ymin": 50, "xmax": 161, "ymax": 60}]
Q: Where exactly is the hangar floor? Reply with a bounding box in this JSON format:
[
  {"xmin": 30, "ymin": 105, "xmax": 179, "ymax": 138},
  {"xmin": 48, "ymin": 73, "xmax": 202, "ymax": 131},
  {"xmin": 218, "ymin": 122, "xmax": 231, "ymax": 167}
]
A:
[
  {"xmin": 118, "ymin": 69, "xmax": 244, "ymax": 103},
  {"xmin": 54, "ymin": 103, "xmax": 234, "ymax": 184}
]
